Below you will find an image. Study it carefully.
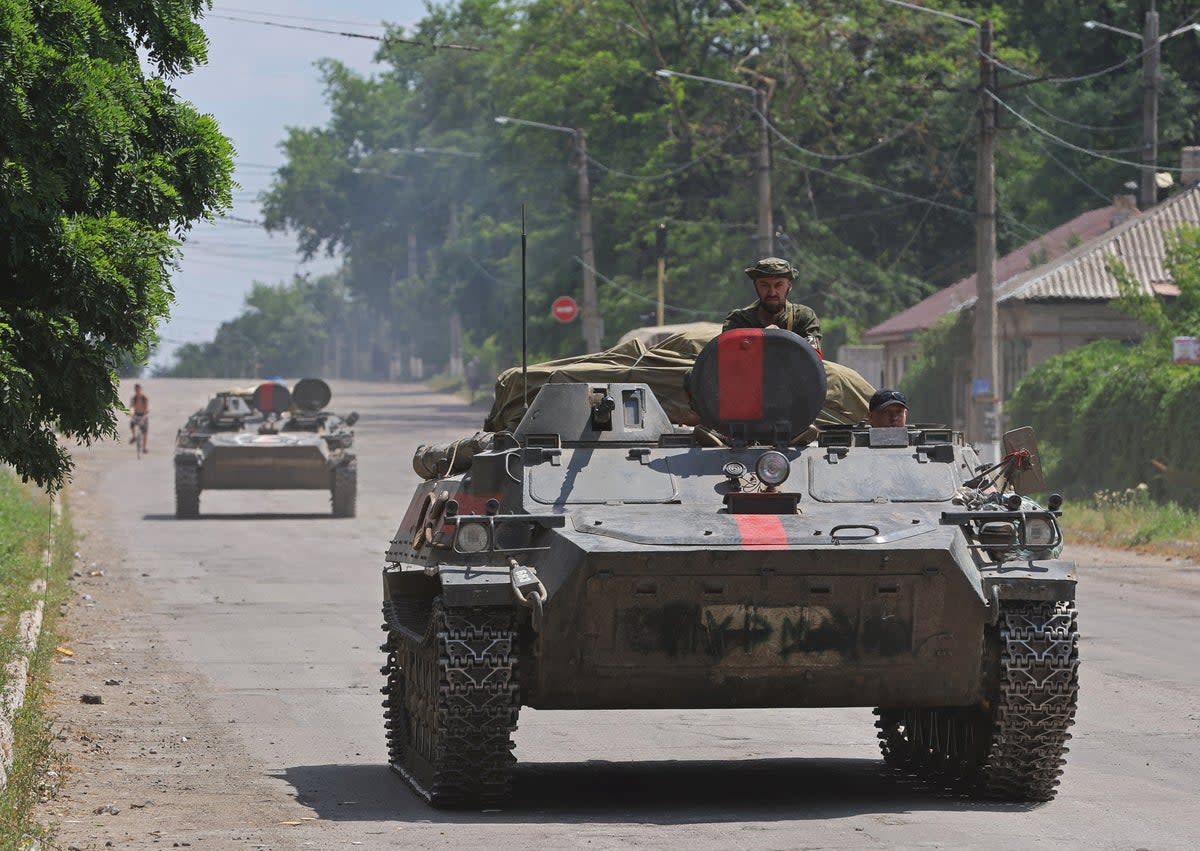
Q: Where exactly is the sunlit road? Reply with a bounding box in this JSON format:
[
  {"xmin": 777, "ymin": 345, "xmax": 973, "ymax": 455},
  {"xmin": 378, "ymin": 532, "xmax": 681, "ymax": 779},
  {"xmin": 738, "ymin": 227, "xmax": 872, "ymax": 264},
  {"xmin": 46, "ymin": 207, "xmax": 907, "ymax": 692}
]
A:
[{"xmin": 40, "ymin": 378, "xmax": 1200, "ymax": 849}]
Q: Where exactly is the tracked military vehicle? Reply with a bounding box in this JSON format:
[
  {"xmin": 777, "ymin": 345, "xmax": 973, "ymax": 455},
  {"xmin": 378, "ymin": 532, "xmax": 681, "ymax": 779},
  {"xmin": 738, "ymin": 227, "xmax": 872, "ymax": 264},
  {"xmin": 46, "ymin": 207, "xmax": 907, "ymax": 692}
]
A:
[
  {"xmin": 380, "ymin": 329, "xmax": 1078, "ymax": 808},
  {"xmin": 174, "ymin": 378, "xmax": 359, "ymax": 518}
]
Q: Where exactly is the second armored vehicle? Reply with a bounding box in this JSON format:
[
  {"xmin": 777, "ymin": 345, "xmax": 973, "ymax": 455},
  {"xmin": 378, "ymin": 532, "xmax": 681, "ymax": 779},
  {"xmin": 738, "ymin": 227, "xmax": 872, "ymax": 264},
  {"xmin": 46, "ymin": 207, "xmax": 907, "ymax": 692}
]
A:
[
  {"xmin": 381, "ymin": 330, "xmax": 1078, "ymax": 808},
  {"xmin": 174, "ymin": 378, "xmax": 359, "ymax": 518}
]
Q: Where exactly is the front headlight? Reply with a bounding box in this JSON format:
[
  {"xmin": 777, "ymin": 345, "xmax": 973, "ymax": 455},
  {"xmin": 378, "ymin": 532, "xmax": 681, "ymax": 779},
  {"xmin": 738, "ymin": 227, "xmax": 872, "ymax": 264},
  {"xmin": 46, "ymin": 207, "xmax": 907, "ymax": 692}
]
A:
[
  {"xmin": 978, "ymin": 521, "xmax": 1018, "ymax": 547},
  {"xmin": 1023, "ymin": 517, "xmax": 1056, "ymax": 547},
  {"xmin": 756, "ymin": 450, "xmax": 791, "ymax": 487},
  {"xmin": 455, "ymin": 521, "xmax": 491, "ymax": 553}
]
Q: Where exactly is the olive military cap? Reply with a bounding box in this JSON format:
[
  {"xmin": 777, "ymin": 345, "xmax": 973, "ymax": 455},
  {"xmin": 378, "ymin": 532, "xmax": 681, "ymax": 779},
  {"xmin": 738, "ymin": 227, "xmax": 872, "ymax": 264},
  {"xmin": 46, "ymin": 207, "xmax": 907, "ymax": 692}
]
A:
[{"xmin": 744, "ymin": 257, "xmax": 797, "ymax": 280}]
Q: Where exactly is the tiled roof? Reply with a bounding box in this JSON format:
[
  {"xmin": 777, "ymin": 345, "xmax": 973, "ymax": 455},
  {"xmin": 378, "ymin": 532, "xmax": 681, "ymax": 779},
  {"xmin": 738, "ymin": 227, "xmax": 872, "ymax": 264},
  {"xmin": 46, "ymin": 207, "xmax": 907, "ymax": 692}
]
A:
[
  {"xmin": 863, "ymin": 204, "xmax": 1116, "ymax": 341},
  {"xmin": 995, "ymin": 183, "xmax": 1200, "ymax": 304}
]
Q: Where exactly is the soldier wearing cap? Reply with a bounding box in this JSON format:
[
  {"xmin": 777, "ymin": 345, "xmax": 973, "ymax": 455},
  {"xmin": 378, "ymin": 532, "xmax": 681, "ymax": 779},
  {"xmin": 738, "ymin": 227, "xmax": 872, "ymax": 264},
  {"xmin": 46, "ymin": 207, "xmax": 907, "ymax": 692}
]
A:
[
  {"xmin": 868, "ymin": 388, "xmax": 908, "ymax": 428},
  {"xmin": 722, "ymin": 257, "xmax": 821, "ymax": 351}
]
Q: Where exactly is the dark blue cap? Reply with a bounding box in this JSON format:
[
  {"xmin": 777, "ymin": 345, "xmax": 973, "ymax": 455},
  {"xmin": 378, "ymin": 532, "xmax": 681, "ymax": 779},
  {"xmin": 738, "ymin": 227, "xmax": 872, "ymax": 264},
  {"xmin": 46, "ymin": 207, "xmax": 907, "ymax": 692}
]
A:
[{"xmin": 869, "ymin": 389, "xmax": 908, "ymax": 412}]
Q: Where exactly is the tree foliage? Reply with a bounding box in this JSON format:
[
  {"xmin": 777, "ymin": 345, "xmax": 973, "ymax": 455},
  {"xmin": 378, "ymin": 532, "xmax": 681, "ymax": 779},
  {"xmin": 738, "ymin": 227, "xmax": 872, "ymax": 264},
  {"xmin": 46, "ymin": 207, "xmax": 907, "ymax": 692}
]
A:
[
  {"xmin": 0, "ymin": 0, "xmax": 233, "ymax": 489},
  {"xmin": 163, "ymin": 273, "xmax": 385, "ymax": 380},
  {"xmin": 253, "ymin": 0, "xmax": 1198, "ymax": 379},
  {"xmin": 1008, "ymin": 225, "xmax": 1200, "ymax": 505}
]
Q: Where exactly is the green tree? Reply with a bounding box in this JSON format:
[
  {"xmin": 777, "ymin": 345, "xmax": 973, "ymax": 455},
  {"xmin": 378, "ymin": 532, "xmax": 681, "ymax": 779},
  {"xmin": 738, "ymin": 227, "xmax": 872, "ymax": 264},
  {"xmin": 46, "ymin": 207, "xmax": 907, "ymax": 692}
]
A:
[
  {"xmin": 0, "ymin": 0, "xmax": 233, "ymax": 489},
  {"xmin": 164, "ymin": 274, "xmax": 357, "ymax": 379},
  {"xmin": 1008, "ymin": 225, "xmax": 1200, "ymax": 504},
  {"xmin": 257, "ymin": 0, "xmax": 1198, "ymax": 379}
]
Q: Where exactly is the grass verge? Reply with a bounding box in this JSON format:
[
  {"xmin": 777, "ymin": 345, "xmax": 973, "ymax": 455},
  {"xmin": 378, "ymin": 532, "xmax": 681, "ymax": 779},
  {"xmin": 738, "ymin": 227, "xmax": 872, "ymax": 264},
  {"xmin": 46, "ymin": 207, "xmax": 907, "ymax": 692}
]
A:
[
  {"xmin": 0, "ymin": 470, "xmax": 74, "ymax": 851},
  {"xmin": 1063, "ymin": 495, "xmax": 1200, "ymax": 559}
]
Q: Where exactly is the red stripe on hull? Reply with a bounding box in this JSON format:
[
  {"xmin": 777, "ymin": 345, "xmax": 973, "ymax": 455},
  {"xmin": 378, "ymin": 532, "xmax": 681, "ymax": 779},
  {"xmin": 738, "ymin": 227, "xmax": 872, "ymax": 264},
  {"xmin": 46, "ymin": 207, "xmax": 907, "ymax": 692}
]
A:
[
  {"xmin": 717, "ymin": 330, "xmax": 764, "ymax": 421},
  {"xmin": 733, "ymin": 514, "xmax": 788, "ymax": 549}
]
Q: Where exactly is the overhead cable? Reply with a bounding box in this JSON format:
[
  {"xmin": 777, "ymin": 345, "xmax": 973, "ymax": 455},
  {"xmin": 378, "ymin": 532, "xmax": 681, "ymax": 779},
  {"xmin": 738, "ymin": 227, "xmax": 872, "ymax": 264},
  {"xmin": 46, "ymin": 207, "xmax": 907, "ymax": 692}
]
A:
[
  {"xmin": 1022, "ymin": 94, "xmax": 1141, "ymax": 133},
  {"xmin": 205, "ymin": 13, "xmax": 482, "ymax": 51},
  {"xmin": 990, "ymin": 90, "xmax": 1186, "ymax": 172},
  {"xmin": 572, "ymin": 256, "xmax": 719, "ymax": 319},
  {"xmin": 583, "ymin": 122, "xmax": 745, "ymax": 181},
  {"xmin": 760, "ymin": 109, "xmax": 931, "ymax": 162},
  {"xmin": 1032, "ymin": 140, "xmax": 1115, "ymax": 205},
  {"xmin": 983, "ymin": 6, "xmax": 1200, "ymax": 85},
  {"xmin": 885, "ymin": 113, "xmax": 975, "ymax": 271},
  {"xmin": 220, "ymin": 7, "xmax": 389, "ymax": 28}
]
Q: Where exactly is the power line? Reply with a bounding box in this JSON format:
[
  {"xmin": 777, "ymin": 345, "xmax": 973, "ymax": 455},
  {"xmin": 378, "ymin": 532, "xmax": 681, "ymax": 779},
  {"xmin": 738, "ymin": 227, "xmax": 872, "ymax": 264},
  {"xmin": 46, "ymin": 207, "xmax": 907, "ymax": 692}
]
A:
[
  {"xmin": 205, "ymin": 14, "xmax": 483, "ymax": 51},
  {"xmin": 1022, "ymin": 94, "xmax": 1141, "ymax": 133},
  {"xmin": 219, "ymin": 7, "xmax": 389, "ymax": 29},
  {"xmin": 761, "ymin": 108, "xmax": 931, "ymax": 163},
  {"xmin": 776, "ymin": 153, "xmax": 974, "ymax": 218},
  {"xmin": 583, "ymin": 122, "xmax": 745, "ymax": 181},
  {"xmin": 1032, "ymin": 139, "xmax": 1114, "ymax": 205},
  {"xmin": 982, "ymin": 6, "xmax": 1200, "ymax": 85},
  {"xmin": 991, "ymin": 90, "xmax": 1186, "ymax": 172},
  {"xmin": 885, "ymin": 113, "xmax": 975, "ymax": 271},
  {"xmin": 572, "ymin": 256, "xmax": 719, "ymax": 319}
]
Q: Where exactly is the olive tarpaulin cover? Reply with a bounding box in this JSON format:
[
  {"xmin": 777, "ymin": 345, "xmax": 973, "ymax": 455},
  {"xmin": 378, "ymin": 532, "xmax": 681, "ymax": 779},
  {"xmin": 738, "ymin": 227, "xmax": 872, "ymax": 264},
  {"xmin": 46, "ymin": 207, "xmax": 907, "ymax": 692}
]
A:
[
  {"xmin": 414, "ymin": 327, "xmax": 877, "ymax": 480},
  {"xmin": 483, "ymin": 326, "xmax": 874, "ymax": 433}
]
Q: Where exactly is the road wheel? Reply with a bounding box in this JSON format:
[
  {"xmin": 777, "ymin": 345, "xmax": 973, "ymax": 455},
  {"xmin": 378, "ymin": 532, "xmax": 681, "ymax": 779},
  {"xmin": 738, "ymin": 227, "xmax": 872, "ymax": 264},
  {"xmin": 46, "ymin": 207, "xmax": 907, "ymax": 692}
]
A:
[
  {"xmin": 331, "ymin": 462, "xmax": 356, "ymax": 517},
  {"xmin": 381, "ymin": 598, "xmax": 519, "ymax": 808},
  {"xmin": 175, "ymin": 463, "xmax": 200, "ymax": 518}
]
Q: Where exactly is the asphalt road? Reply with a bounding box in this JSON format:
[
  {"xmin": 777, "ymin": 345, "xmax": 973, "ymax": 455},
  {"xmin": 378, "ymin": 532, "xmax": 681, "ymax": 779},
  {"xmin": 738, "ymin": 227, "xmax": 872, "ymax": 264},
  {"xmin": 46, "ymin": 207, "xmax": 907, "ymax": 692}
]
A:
[{"xmin": 37, "ymin": 378, "xmax": 1200, "ymax": 850}]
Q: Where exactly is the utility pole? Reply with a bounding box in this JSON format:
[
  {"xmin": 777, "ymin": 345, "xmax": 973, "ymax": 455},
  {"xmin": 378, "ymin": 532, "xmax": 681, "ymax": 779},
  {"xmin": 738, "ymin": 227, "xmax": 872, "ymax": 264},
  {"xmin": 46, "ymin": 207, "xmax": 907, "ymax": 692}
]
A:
[
  {"xmin": 972, "ymin": 19, "xmax": 1001, "ymax": 460},
  {"xmin": 495, "ymin": 115, "xmax": 603, "ymax": 352},
  {"xmin": 1085, "ymin": 9, "xmax": 1200, "ymax": 210},
  {"xmin": 655, "ymin": 222, "xmax": 668, "ymax": 325},
  {"xmin": 1141, "ymin": 7, "xmax": 1160, "ymax": 211},
  {"xmin": 574, "ymin": 128, "xmax": 603, "ymax": 352},
  {"xmin": 755, "ymin": 88, "xmax": 774, "ymax": 257}
]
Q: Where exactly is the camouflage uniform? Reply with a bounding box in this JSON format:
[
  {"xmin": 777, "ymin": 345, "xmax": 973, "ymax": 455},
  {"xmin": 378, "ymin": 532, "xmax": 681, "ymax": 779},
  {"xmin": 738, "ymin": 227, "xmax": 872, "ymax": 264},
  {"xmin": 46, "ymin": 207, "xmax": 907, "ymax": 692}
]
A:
[
  {"xmin": 722, "ymin": 301, "xmax": 821, "ymax": 345},
  {"xmin": 723, "ymin": 257, "xmax": 821, "ymax": 348}
]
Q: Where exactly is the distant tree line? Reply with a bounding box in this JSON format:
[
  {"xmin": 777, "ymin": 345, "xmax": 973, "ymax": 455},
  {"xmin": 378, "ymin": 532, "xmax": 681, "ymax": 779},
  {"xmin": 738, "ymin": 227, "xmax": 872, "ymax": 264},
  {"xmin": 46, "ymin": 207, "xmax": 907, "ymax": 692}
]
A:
[{"xmin": 182, "ymin": 0, "xmax": 1193, "ymax": 383}]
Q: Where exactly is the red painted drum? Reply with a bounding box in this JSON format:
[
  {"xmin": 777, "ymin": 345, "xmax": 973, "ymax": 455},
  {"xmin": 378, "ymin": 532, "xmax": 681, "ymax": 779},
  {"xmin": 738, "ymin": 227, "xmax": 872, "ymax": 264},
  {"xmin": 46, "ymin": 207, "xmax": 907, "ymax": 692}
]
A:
[
  {"xmin": 688, "ymin": 328, "xmax": 826, "ymax": 443},
  {"xmin": 252, "ymin": 381, "xmax": 292, "ymax": 415}
]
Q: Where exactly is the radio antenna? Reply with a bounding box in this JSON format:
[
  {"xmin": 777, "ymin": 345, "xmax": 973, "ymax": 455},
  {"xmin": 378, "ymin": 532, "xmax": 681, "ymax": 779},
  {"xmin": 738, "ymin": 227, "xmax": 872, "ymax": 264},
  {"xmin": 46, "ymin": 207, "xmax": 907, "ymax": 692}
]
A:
[{"xmin": 521, "ymin": 204, "xmax": 529, "ymax": 411}]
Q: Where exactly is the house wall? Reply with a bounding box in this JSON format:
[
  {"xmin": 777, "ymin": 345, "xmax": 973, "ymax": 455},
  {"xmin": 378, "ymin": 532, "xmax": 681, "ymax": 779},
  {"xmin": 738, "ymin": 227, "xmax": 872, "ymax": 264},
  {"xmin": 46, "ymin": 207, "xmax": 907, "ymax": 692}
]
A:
[
  {"xmin": 881, "ymin": 339, "xmax": 919, "ymax": 388},
  {"xmin": 1000, "ymin": 301, "xmax": 1145, "ymax": 393},
  {"xmin": 879, "ymin": 302, "xmax": 1145, "ymax": 431}
]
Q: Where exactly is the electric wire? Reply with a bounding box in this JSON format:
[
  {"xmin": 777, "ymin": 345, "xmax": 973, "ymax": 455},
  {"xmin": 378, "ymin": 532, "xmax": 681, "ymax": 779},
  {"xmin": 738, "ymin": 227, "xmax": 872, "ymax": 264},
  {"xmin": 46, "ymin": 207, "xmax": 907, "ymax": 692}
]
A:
[
  {"xmin": 571, "ymin": 256, "xmax": 720, "ymax": 319},
  {"xmin": 582, "ymin": 121, "xmax": 746, "ymax": 181},
  {"xmin": 991, "ymin": 90, "xmax": 1186, "ymax": 172},
  {"xmin": 219, "ymin": 7, "xmax": 389, "ymax": 29},
  {"xmin": 759, "ymin": 108, "xmax": 932, "ymax": 163},
  {"xmin": 982, "ymin": 6, "xmax": 1200, "ymax": 85},
  {"xmin": 1033, "ymin": 138, "xmax": 1117, "ymax": 205},
  {"xmin": 205, "ymin": 14, "xmax": 483, "ymax": 51},
  {"xmin": 1022, "ymin": 94, "xmax": 1142, "ymax": 133},
  {"xmin": 885, "ymin": 112, "xmax": 975, "ymax": 271}
]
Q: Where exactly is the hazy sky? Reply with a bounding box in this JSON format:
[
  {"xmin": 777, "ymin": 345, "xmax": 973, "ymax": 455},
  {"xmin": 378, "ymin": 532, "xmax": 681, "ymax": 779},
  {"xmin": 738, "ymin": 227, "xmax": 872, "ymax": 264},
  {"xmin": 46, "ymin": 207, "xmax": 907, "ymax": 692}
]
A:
[{"xmin": 155, "ymin": 1, "xmax": 429, "ymax": 369}]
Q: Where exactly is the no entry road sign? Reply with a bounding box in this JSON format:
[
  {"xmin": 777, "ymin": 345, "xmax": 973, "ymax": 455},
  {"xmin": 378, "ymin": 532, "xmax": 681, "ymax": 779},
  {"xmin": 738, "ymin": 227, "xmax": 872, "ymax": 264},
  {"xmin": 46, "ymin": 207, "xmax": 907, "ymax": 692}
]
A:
[{"xmin": 551, "ymin": 295, "xmax": 578, "ymax": 323}]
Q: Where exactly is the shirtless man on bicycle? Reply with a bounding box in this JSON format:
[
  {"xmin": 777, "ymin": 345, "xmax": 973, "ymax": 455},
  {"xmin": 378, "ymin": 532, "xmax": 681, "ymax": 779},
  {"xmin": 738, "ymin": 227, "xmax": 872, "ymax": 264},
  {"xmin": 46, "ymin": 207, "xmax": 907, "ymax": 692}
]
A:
[{"xmin": 129, "ymin": 383, "xmax": 150, "ymax": 451}]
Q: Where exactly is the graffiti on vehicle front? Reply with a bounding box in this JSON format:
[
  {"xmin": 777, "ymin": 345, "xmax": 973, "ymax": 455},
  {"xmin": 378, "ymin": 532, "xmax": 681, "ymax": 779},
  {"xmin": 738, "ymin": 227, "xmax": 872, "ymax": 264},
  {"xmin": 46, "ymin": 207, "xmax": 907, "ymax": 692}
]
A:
[{"xmin": 621, "ymin": 603, "xmax": 905, "ymax": 661}]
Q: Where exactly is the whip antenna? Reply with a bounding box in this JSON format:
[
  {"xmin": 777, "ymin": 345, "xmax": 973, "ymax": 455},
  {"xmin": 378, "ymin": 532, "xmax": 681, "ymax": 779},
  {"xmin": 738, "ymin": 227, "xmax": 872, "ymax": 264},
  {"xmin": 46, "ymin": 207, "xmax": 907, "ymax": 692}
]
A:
[{"xmin": 521, "ymin": 204, "xmax": 528, "ymax": 411}]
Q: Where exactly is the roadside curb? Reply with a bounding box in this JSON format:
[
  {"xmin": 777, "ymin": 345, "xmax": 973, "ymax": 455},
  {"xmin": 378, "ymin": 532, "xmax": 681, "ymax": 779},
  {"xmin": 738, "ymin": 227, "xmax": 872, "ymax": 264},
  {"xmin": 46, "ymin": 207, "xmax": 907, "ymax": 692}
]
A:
[{"xmin": 0, "ymin": 494, "xmax": 57, "ymax": 792}]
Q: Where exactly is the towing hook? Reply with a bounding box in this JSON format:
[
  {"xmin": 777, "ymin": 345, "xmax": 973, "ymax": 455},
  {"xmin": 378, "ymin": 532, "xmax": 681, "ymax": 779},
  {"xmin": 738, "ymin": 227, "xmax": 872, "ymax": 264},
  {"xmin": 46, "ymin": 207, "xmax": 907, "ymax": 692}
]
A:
[{"xmin": 509, "ymin": 558, "xmax": 547, "ymax": 633}]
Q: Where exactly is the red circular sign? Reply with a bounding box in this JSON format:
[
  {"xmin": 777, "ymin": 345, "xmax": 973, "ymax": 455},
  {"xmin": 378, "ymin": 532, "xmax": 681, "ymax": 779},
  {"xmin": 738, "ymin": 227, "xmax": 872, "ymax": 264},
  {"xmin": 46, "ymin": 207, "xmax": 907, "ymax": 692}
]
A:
[{"xmin": 551, "ymin": 295, "xmax": 578, "ymax": 323}]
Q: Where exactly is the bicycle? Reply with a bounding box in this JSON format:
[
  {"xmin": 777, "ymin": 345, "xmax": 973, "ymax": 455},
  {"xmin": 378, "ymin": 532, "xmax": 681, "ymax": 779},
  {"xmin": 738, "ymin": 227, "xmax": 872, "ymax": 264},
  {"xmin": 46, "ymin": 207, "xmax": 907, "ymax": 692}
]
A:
[{"xmin": 130, "ymin": 413, "xmax": 148, "ymax": 458}]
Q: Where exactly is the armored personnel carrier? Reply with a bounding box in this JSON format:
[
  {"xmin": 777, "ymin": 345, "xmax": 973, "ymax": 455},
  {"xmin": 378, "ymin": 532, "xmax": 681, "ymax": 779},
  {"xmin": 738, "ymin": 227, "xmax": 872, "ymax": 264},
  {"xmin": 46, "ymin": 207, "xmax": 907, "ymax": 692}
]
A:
[
  {"xmin": 174, "ymin": 378, "xmax": 359, "ymax": 518},
  {"xmin": 380, "ymin": 329, "xmax": 1078, "ymax": 808}
]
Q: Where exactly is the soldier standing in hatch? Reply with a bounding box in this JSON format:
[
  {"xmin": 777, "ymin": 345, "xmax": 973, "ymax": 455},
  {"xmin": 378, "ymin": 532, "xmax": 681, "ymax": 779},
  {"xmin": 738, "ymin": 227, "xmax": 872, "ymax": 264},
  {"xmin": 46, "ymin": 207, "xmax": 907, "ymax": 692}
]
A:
[{"xmin": 722, "ymin": 257, "xmax": 822, "ymax": 353}]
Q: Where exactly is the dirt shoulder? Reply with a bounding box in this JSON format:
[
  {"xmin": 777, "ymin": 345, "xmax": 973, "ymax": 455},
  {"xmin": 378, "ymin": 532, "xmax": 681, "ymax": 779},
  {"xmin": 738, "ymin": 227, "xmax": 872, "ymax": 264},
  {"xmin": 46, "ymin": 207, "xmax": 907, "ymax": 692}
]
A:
[
  {"xmin": 35, "ymin": 454, "xmax": 306, "ymax": 851},
  {"xmin": 1067, "ymin": 542, "xmax": 1200, "ymax": 597}
]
